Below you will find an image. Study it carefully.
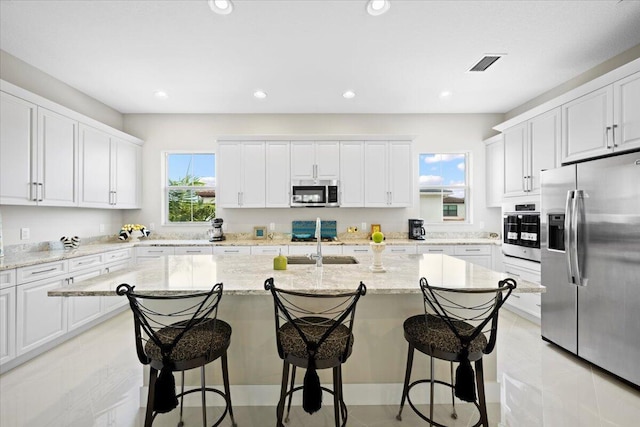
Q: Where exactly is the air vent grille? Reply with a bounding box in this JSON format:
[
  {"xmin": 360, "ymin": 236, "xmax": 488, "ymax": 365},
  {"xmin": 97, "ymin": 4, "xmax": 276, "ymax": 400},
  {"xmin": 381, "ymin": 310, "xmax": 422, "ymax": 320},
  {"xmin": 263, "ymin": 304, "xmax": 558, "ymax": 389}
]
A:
[{"xmin": 468, "ymin": 55, "xmax": 502, "ymax": 72}]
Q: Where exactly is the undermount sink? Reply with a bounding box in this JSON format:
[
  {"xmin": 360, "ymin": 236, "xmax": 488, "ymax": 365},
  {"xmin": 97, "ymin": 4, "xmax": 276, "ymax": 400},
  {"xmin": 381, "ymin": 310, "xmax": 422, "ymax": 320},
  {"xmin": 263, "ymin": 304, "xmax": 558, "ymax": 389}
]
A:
[{"xmin": 286, "ymin": 255, "xmax": 359, "ymax": 265}]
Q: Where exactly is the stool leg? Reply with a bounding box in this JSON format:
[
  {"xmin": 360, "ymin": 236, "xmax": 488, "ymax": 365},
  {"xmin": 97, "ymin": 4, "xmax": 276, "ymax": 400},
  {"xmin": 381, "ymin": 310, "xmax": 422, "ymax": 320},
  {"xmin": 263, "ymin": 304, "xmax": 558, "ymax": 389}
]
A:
[
  {"xmin": 221, "ymin": 352, "xmax": 237, "ymax": 427},
  {"xmin": 178, "ymin": 370, "xmax": 186, "ymax": 427},
  {"xmin": 475, "ymin": 359, "xmax": 489, "ymax": 427},
  {"xmin": 450, "ymin": 361, "xmax": 458, "ymax": 420},
  {"xmin": 285, "ymin": 365, "xmax": 296, "ymax": 423},
  {"xmin": 338, "ymin": 365, "xmax": 346, "ymax": 422},
  {"xmin": 201, "ymin": 365, "xmax": 207, "ymax": 427},
  {"xmin": 429, "ymin": 354, "xmax": 435, "ymax": 427},
  {"xmin": 145, "ymin": 367, "xmax": 157, "ymax": 427},
  {"xmin": 276, "ymin": 361, "xmax": 290, "ymax": 427},
  {"xmin": 333, "ymin": 366, "xmax": 341, "ymax": 427},
  {"xmin": 396, "ymin": 343, "xmax": 415, "ymax": 421}
]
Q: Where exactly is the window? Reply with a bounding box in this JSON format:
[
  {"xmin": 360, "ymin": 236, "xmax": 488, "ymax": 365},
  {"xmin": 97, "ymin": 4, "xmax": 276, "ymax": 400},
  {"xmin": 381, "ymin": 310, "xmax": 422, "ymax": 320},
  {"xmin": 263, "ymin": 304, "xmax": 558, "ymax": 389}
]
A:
[
  {"xmin": 418, "ymin": 153, "xmax": 468, "ymax": 223},
  {"xmin": 165, "ymin": 153, "xmax": 216, "ymax": 223}
]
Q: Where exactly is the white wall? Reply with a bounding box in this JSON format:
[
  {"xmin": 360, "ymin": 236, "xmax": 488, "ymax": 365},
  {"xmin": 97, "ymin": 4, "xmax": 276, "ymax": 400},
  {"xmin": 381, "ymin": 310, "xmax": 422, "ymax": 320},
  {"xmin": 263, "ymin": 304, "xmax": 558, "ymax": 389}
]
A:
[{"xmin": 123, "ymin": 114, "xmax": 504, "ymax": 237}]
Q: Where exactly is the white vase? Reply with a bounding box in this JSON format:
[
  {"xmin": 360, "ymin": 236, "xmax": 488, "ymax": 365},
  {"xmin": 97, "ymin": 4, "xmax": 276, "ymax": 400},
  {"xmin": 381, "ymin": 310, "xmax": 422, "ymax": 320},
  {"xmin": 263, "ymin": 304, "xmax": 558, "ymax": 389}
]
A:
[{"xmin": 369, "ymin": 242, "xmax": 386, "ymax": 273}]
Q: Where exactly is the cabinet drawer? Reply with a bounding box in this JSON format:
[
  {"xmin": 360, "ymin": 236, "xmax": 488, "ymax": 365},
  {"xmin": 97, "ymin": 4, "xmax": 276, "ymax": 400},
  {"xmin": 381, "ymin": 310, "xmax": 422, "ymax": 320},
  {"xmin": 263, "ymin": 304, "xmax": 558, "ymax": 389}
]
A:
[
  {"xmin": 17, "ymin": 260, "xmax": 68, "ymax": 284},
  {"xmin": 213, "ymin": 246, "xmax": 251, "ymax": 255},
  {"xmin": 503, "ymin": 263, "xmax": 541, "ymax": 284},
  {"xmin": 103, "ymin": 248, "xmax": 132, "ymax": 263},
  {"xmin": 0, "ymin": 269, "xmax": 16, "ymax": 290},
  {"xmin": 387, "ymin": 245, "xmax": 416, "ymax": 254},
  {"xmin": 418, "ymin": 245, "xmax": 453, "ymax": 255},
  {"xmin": 174, "ymin": 246, "xmax": 213, "ymax": 255},
  {"xmin": 136, "ymin": 247, "xmax": 175, "ymax": 257},
  {"xmin": 69, "ymin": 254, "xmax": 103, "ymax": 272},
  {"xmin": 342, "ymin": 245, "xmax": 371, "ymax": 255},
  {"xmin": 454, "ymin": 245, "xmax": 491, "ymax": 256},
  {"xmin": 251, "ymin": 246, "xmax": 289, "ymax": 255},
  {"xmin": 288, "ymin": 245, "xmax": 342, "ymax": 255}
]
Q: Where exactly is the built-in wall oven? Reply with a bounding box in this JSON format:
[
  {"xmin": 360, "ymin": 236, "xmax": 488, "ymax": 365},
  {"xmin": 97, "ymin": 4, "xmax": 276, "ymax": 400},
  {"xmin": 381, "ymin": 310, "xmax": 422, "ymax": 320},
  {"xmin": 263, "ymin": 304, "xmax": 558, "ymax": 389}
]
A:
[{"xmin": 502, "ymin": 202, "xmax": 541, "ymax": 262}]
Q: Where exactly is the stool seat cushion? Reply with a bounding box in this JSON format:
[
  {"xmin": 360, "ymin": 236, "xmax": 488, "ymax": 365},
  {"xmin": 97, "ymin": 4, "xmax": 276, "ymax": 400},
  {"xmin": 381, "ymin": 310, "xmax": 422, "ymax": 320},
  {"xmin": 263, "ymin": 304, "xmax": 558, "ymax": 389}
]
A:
[
  {"xmin": 145, "ymin": 318, "xmax": 232, "ymax": 363},
  {"xmin": 404, "ymin": 314, "xmax": 487, "ymax": 355},
  {"xmin": 278, "ymin": 316, "xmax": 353, "ymax": 361}
]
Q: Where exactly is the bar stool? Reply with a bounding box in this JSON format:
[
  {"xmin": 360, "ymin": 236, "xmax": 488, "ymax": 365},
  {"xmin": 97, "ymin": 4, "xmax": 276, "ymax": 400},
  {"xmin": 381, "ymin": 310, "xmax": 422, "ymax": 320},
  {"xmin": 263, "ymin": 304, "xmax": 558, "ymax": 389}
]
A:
[
  {"xmin": 117, "ymin": 283, "xmax": 237, "ymax": 427},
  {"xmin": 396, "ymin": 277, "xmax": 516, "ymax": 426},
  {"xmin": 264, "ymin": 277, "xmax": 367, "ymax": 427}
]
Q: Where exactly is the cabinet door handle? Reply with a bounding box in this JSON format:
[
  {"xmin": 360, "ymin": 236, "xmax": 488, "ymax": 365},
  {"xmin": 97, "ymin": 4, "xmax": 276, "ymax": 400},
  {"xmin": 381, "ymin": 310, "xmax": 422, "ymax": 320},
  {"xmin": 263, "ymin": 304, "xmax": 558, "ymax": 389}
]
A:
[
  {"xmin": 147, "ymin": 250, "xmax": 165, "ymax": 253},
  {"xmin": 465, "ymin": 248, "xmax": 481, "ymax": 252},
  {"xmin": 185, "ymin": 250, "xmax": 202, "ymax": 253},
  {"xmin": 511, "ymin": 294, "xmax": 521, "ymax": 299},
  {"xmin": 505, "ymin": 270, "xmax": 521, "ymax": 277},
  {"xmin": 612, "ymin": 124, "xmax": 618, "ymax": 147},
  {"xmin": 605, "ymin": 126, "xmax": 612, "ymax": 149},
  {"xmin": 38, "ymin": 182, "xmax": 44, "ymax": 201},
  {"xmin": 391, "ymin": 249, "xmax": 405, "ymax": 253},
  {"xmin": 31, "ymin": 267, "xmax": 58, "ymax": 275},
  {"xmin": 225, "ymin": 249, "xmax": 240, "ymax": 253}
]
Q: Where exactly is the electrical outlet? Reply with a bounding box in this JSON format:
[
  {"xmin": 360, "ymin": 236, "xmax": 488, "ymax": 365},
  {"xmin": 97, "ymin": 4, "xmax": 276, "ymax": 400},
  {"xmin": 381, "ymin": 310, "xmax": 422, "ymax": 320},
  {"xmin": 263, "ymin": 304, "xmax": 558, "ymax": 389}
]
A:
[
  {"xmin": 479, "ymin": 221, "xmax": 485, "ymax": 229},
  {"xmin": 99, "ymin": 224, "xmax": 106, "ymax": 233},
  {"xmin": 149, "ymin": 222, "xmax": 155, "ymax": 230},
  {"xmin": 269, "ymin": 222, "xmax": 275, "ymax": 231},
  {"xmin": 20, "ymin": 228, "xmax": 30, "ymax": 240},
  {"xmin": 361, "ymin": 222, "xmax": 367, "ymax": 232}
]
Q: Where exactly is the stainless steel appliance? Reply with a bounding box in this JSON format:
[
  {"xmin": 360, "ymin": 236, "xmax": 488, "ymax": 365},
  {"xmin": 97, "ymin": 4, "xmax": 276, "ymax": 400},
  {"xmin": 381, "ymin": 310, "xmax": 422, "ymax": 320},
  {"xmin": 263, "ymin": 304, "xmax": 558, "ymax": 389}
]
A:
[
  {"xmin": 502, "ymin": 203, "xmax": 540, "ymax": 262},
  {"xmin": 291, "ymin": 180, "xmax": 340, "ymax": 208},
  {"xmin": 208, "ymin": 217, "xmax": 225, "ymax": 242},
  {"xmin": 408, "ymin": 218, "xmax": 425, "ymax": 240},
  {"xmin": 541, "ymin": 151, "xmax": 640, "ymax": 387}
]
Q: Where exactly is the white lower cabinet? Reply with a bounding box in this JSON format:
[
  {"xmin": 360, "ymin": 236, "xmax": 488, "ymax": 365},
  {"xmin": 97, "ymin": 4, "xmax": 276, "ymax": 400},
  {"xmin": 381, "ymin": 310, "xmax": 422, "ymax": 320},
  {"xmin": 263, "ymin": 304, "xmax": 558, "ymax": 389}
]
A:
[
  {"xmin": 101, "ymin": 260, "xmax": 131, "ymax": 312},
  {"xmin": 67, "ymin": 266, "xmax": 103, "ymax": 331},
  {"xmin": 251, "ymin": 246, "xmax": 289, "ymax": 255},
  {"xmin": 174, "ymin": 246, "xmax": 213, "ymax": 255},
  {"xmin": 16, "ymin": 276, "xmax": 68, "ymax": 355},
  {"xmin": 213, "ymin": 246, "xmax": 251, "ymax": 255},
  {"xmin": 502, "ymin": 257, "xmax": 541, "ymax": 322},
  {"xmin": 0, "ymin": 283, "xmax": 16, "ymax": 365},
  {"xmin": 453, "ymin": 245, "xmax": 492, "ymax": 268},
  {"xmin": 288, "ymin": 245, "xmax": 342, "ymax": 255}
]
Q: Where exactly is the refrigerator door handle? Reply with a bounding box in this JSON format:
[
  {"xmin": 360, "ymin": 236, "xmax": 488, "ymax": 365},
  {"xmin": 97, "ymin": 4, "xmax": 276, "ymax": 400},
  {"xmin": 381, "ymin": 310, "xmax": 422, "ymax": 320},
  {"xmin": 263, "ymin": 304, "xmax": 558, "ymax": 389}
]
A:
[
  {"xmin": 564, "ymin": 190, "xmax": 575, "ymax": 284},
  {"xmin": 573, "ymin": 190, "xmax": 586, "ymax": 286}
]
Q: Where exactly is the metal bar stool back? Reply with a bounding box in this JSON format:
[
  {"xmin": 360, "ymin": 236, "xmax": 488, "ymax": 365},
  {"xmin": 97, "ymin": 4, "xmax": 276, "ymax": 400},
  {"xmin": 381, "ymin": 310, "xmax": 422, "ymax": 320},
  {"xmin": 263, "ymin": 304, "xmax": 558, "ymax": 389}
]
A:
[
  {"xmin": 264, "ymin": 277, "xmax": 367, "ymax": 427},
  {"xmin": 117, "ymin": 283, "xmax": 237, "ymax": 427},
  {"xmin": 397, "ymin": 277, "xmax": 516, "ymax": 427}
]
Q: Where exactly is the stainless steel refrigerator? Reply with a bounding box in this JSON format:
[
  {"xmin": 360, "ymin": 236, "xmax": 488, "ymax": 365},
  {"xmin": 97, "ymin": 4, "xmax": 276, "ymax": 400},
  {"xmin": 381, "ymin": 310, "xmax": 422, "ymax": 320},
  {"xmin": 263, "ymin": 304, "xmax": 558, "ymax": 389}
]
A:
[{"xmin": 540, "ymin": 151, "xmax": 640, "ymax": 387}]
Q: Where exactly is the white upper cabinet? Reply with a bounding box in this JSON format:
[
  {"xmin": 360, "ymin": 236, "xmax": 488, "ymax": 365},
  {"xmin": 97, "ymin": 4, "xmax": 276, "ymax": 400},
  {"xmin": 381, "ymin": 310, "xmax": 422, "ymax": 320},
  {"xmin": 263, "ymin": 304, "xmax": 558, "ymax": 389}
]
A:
[
  {"xmin": 290, "ymin": 141, "xmax": 340, "ymax": 181},
  {"xmin": 1, "ymin": 93, "xmax": 77, "ymax": 206},
  {"xmin": 0, "ymin": 92, "xmax": 38, "ymax": 205},
  {"xmin": 1, "ymin": 82, "xmax": 143, "ymax": 210},
  {"xmin": 265, "ymin": 141, "xmax": 291, "ymax": 208},
  {"xmin": 484, "ymin": 134, "xmax": 504, "ymax": 208},
  {"xmin": 613, "ymin": 71, "xmax": 640, "ymax": 152},
  {"xmin": 113, "ymin": 138, "xmax": 142, "ymax": 208},
  {"xmin": 339, "ymin": 141, "xmax": 365, "ymax": 207},
  {"xmin": 562, "ymin": 71, "xmax": 640, "ymax": 163},
  {"xmin": 364, "ymin": 141, "xmax": 412, "ymax": 207},
  {"xmin": 503, "ymin": 108, "xmax": 560, "ymax": 197},
  {"xmin": 217, "ymin": 141, "xmax": 266, "ymax": 208},
  {"xmin": 37, "ymin": 108, "xmax": 78, "ymax": 206},
  {"xmin": 79, "ymin": 125, "xmax": 141, "ymax": 209}
]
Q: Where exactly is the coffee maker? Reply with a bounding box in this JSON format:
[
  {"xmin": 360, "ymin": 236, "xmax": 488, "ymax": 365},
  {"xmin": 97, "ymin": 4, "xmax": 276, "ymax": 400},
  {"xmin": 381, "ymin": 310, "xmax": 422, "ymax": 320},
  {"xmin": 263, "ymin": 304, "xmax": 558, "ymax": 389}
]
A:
[
  {"xmin": 208, "ymin": 218, "xmax": 225, "ymax": 242},
  {"xmin": 408, "ymin": 219, "xmax": 426, "ymax": 240}
]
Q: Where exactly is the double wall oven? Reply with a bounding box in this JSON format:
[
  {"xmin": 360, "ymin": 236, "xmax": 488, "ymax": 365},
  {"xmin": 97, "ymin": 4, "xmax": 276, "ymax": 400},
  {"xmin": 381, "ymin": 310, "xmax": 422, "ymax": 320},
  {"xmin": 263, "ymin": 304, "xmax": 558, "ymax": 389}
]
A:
[{"xmin": 503, "ymin": 202, "xmax": 541, "ymax": 262}]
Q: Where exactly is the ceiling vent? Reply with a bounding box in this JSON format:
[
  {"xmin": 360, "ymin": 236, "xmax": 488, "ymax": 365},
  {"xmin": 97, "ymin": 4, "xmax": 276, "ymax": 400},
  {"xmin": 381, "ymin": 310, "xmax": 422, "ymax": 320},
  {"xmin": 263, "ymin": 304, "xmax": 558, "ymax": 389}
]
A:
[{"xmin": 468, "ymin": 54, "xmax": 504, "ymax": 72}]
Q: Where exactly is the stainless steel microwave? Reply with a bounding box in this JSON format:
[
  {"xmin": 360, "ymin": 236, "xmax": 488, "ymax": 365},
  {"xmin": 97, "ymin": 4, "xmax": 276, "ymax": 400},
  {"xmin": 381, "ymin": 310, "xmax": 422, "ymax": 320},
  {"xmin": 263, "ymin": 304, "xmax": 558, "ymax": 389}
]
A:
[{"xmin": 291, "ymin": 180, "xmax": 340, "ymax": 207}]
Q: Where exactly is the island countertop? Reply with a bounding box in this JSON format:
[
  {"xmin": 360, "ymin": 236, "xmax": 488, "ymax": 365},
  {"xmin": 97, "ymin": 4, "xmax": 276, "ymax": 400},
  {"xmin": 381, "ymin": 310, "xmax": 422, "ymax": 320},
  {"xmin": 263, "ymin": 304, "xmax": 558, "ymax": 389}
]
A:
[{"xmin": 48, "ymin": 253, "xmax": 543, "ymax": 297}]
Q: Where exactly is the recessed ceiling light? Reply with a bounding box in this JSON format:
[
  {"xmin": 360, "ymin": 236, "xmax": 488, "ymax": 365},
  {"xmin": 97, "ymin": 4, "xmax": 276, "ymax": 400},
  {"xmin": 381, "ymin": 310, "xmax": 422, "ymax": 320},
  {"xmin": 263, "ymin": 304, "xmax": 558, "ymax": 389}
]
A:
[
  {"xmin": 253, "ymin": 90, "xmax": 267, "ymax": 99},
  {"xmin": 154, "ymin": 90, "xmax": 168, "ymax": 99},
  {"xmin": 342, "ymin": 90, "xmax": 356, "ymax": 99},
  {"xmin": 367, "ymin": 0, "xmax": 390, "ymax": 16},
  {"xmin": 439, "ymin": 91, "xmax": 452, "ymax": 99},
  {"xmin": 208, "ymin": 0, "xmax": 233, "ymax": 15}
]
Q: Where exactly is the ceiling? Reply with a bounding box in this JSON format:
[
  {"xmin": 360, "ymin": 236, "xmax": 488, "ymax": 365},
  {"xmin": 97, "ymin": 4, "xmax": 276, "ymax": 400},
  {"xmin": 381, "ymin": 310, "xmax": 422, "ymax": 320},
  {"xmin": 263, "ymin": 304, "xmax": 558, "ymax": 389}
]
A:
[{"xmin": 1, "ymin": 0, "xmax": 640, "ymax": 115}]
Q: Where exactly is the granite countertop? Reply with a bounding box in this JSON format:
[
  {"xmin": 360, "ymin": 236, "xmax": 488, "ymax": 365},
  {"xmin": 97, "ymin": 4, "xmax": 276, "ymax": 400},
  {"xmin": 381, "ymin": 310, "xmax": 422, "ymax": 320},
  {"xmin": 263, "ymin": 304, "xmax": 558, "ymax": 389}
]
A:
[
  {"xmin": 1, "ymin": 236, "xmax": 502, "ymax": 271},
  {"xmin": 48, "ymin": 253, "xmax": 543, "ymax": 297}
]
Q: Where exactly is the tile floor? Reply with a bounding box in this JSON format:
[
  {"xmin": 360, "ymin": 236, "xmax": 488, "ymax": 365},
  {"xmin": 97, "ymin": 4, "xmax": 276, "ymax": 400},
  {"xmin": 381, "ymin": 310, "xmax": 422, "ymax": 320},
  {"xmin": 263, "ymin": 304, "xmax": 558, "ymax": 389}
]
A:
[{"xmin": 1, "ymin": 309, "xmax": 639, "ymax": 426}]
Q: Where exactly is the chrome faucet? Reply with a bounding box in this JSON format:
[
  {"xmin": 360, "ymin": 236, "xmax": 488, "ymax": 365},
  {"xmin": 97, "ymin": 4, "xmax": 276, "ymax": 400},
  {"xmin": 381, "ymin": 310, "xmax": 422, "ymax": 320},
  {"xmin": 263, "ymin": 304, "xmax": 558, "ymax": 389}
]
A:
[{"xmin": 308, "ymin": 217, "xmax": 323, "ymax": 267}]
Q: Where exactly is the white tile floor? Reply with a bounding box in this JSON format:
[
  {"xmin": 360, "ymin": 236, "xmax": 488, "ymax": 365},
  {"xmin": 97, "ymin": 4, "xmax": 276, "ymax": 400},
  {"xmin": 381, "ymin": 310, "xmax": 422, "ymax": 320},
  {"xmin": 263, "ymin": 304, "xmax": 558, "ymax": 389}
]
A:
[{"xmin": 1, "ymin": 309, "xmax": 639, "ymax": 427}]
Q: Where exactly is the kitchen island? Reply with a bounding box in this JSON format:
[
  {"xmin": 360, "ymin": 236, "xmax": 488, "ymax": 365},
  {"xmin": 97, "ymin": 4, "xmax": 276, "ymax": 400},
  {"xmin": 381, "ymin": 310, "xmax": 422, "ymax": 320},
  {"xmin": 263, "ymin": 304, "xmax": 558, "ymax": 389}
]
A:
[{"xmin": 49, "ymin": 253, "xmax": 543, "ymax": 405}]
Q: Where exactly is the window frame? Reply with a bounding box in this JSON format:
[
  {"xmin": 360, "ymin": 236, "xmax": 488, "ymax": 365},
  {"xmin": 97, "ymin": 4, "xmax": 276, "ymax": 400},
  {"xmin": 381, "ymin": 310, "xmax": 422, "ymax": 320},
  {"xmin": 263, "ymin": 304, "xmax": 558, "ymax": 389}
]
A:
[
  {"xmin": 418, "ymin": 152, "xmax": 470, "ymax": 224},
  {"xmin": 163, "ymin": 151, "xmax": 216, "ymax": 226}
]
